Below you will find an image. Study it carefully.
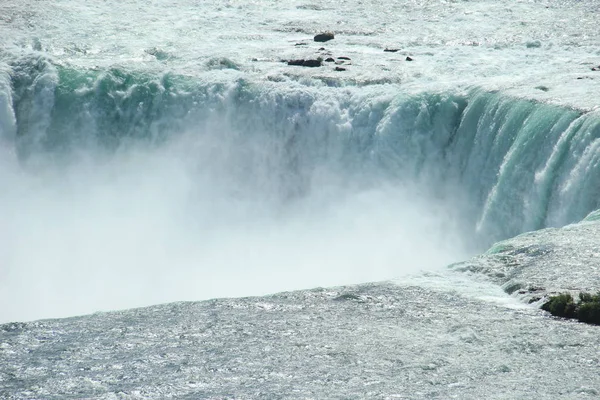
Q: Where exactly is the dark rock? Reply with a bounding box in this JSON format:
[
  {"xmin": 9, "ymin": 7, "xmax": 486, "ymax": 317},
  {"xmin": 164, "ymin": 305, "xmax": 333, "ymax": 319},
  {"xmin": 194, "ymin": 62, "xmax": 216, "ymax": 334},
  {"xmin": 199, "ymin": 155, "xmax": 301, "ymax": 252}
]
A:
[
  {"xmin": 303, "ymin": 59, "xmax": 322, "ymax": 67},
  {"xmin": 324, "ymin": 57, "xmax": 335, "ymax": 62},
  {"xmin": 295, "ymin": 42, "xmax": 308, "ymax": 46},
  {"xmin": 335, "ymin": 67, "xmax": 346, "ymax": 71},
  {"xmin": 592, "ymin": 66, "xmax": 600, "ymax": 71},
  {"xmin": 287, "ymin": 59, "xmax": 323, "ymax": 68},
  {"xmin": 318, "ymin": 47, "xmax": 325, "ymax": 51},
  {"xmin": 314, "ymin": 32, "xmax": 334, "ymax": 42},
  {"xmin": 337, "ymin": 56, "xmax": 351, "ymax": 60},
  {"xmin": 384, "ymin": 48, "xmax": 400, "ymax": 52},
  {"xmin": 405, "ymin": 56, "xmax": 414, "ymax": 61},
  {"xmin": 502, "ymin": 282, "xmax": 523, "ymax": 295},
  {"xmin": 528, "ymin": 286, "xmax": 545, "ymax": 292}
]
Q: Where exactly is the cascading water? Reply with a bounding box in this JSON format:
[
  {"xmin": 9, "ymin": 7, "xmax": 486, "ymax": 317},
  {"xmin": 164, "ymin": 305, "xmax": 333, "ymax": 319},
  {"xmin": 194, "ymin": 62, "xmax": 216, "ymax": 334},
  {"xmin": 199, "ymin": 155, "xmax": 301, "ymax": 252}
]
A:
[
  {"xmin": 8, "ymin": 57, "xmax": 600, "ymax": 235},
  {"xmin": 3, "ymin": 1, "xmax": 600, "ymax": 398},
  {"xmin": 2, "ymin": 57, "xmax": 600, "ymax": 322}
]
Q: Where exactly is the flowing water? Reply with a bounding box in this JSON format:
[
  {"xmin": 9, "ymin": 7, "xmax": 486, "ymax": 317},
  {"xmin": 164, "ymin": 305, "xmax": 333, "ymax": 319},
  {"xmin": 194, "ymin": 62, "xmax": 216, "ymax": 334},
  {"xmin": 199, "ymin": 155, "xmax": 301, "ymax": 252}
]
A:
[{"xmin": 1, "ymin": 0, "xmax": 599, "ymax": 398}]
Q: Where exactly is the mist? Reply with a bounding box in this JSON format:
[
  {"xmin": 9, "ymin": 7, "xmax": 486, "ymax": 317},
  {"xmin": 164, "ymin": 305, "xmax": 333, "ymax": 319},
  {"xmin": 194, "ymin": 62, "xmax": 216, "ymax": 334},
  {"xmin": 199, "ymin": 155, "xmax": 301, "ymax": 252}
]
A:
[{"xmin": 0, "ymin": 121, "xmax": 472, "ymax": 323}]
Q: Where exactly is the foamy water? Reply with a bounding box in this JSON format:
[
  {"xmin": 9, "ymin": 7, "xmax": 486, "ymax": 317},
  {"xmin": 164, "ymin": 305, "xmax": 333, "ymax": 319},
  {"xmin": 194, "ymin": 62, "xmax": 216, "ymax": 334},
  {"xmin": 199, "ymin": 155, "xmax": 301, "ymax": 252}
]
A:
[{"xmin": 1, "ymin": 2, "xmax": 600, "ymax": 397}]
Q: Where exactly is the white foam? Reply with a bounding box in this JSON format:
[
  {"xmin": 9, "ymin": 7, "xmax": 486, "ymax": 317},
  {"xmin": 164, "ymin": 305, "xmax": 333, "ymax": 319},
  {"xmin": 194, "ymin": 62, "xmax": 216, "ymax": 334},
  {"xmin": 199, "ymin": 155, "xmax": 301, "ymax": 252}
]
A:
[{"xmin": 1, "ymin": 0, "xmax": 598, "ymax": 108}]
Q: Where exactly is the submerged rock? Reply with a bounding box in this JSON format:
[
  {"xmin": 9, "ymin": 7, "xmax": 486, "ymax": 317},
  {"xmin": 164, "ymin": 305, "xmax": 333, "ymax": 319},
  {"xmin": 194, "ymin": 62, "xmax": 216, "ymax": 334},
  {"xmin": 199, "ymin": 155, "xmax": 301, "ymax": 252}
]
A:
[
  {"xmin": 526, "ymin": 40, "xmax": 542, "ymax": 48},
  {"xmin": 205, "ymin": 57, "xmax": 240, "ymax": 70},
  {"xmin": 145, "ymin": 47, "xmax": 170, "ymax": 61}
]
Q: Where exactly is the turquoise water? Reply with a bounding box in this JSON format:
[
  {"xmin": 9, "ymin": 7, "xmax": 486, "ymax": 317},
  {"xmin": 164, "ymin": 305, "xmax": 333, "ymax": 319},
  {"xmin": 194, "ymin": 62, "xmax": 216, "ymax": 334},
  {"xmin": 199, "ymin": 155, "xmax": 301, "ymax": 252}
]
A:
[{"xmin": 5, "ymin": 57, "xmax": 600, "ymax": 245}]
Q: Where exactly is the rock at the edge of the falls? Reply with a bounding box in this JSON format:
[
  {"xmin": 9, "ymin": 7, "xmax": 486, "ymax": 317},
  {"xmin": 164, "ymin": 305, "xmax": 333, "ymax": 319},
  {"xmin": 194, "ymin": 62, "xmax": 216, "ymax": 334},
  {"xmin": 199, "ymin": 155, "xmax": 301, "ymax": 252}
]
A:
[
  {"xmin": 288, "ymin": 59, "xmax": 323, "ymax": 67},
  {"xmin": 314, "ymin": 32, "xmax": 334, "ymax": 42}
]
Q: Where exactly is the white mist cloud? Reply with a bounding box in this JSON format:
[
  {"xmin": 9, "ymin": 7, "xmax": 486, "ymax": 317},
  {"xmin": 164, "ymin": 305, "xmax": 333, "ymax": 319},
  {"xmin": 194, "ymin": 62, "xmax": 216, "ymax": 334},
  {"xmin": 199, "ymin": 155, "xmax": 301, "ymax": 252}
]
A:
[{"xmin": 0, "ymin": 127, "xmax": 471, "ymax": 323}]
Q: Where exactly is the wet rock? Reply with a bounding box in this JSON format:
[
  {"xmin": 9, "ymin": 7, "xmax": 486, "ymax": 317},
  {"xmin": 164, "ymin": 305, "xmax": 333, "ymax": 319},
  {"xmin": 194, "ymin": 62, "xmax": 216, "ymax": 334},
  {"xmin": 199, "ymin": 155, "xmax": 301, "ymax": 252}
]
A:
[
  {"xmin": 318, "ymin": 47, "xmax": 325, "ymax": 51},
  {"xmin": 287, "ymin": 59, "xmax": 323, "ymax": 67},
  {"xmin": 384, "ymin": 48, "xmax": 400, "ymax": 52},
  {"xmin": 405, "ymin": 56, "xmax": 414, "ymax": 61},
  {"xmin": 337, "ymin": 56, "xmax": 351, "ymax": 61},
  {"xmin": 324, "ymin": 57, "xmax": 335, "ymax": 62},
  {"xmin": 32, "ymin": 37, "xmax": 42, "ymax": 51},
  {"xmin": 206, "ymin": 57, "xmax": 240, "ymax": 70},
  {"xmin": 592, "ymin": 65, "xmax": 600, "ymax": 71},
  {"xmin": 295, "ymin": 42, "xmax": 308, "ymax": 46},
  {"xmin": 145, "ymin": 47, "xmax": 170, "ymax": 61},
  {"xmin": 314, "ymin": 32, "xmax": 334, "ymax": 42},
  {"xmin": 502, "ymin": 281, "xmax": 524, "ymax": 295},
  {"xmin": 303, "ymin": 59, "xmax": 322, "ymax": 67},
  {"xmin": 335, "ymin": 66, "xmax": 346, "ymax": 71}
]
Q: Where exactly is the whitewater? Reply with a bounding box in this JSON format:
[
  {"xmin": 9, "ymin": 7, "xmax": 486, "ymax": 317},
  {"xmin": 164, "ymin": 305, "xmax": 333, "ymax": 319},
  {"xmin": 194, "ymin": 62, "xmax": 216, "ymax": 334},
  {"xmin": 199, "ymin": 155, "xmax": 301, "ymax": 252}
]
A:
[{"xmin": 1, "ymin": 0, "xmax": 600, "ymax": 398}]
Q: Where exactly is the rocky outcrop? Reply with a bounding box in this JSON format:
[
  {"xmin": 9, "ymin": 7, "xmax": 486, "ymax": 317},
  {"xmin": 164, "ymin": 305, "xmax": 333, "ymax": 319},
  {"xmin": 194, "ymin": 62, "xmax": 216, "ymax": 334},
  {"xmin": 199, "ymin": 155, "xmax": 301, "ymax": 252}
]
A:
[
  {"xmin": 314, "ymin": 32, "xmax": 334, "ymax": 42},
  {"xmin": 287, "ymin": 59, "xmax": 323, "ymax": 67}
]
